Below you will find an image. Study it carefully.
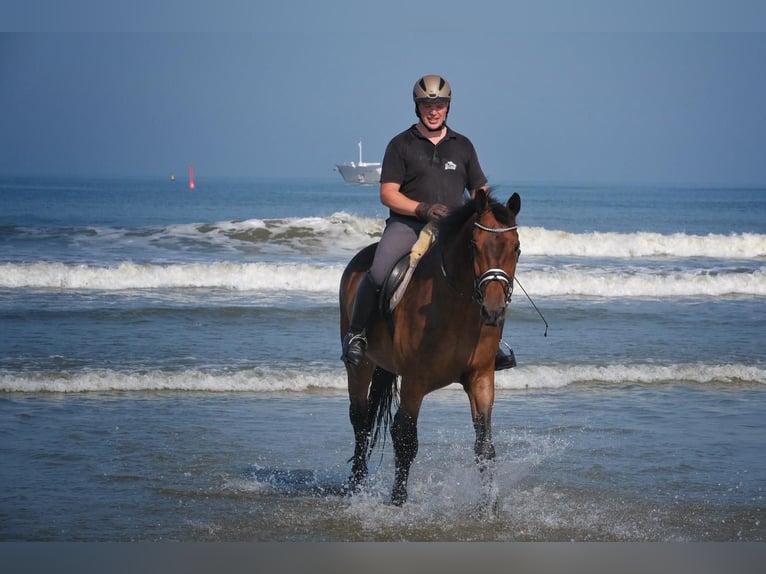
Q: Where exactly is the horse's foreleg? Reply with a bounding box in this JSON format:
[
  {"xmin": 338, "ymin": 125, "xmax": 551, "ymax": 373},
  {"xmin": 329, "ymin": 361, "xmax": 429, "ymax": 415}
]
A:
[
  {"xmin": 391, "ymin": 408, "xmax": 418, "ymax": 506},
  {"xmin": 465, "ymin": 374, "xmax": 496, "ymax": 464},
  {"xmin": 473, "ymin": 411, "xmax": 496, "ymax": 465},
  {"xmin": 474, "ymin": 411, "xmax": 500, "ymax": 516},
  {"xmin": 349, "ymin": 399, "xmax": 370, "ymax": 488},
  {"xmin": 466, "ymin": 376, "xmax": 499, "ymax": 515},
  {"xmin": 347, "ymin": 363, "xmax": 375, "ymax": 491}
]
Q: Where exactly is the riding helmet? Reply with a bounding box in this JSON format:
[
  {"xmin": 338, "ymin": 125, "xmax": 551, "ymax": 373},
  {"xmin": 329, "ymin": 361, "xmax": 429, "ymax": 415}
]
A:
[{"xmin": 412, "ymin": 75, "xmax": 452, "ymax": 103}]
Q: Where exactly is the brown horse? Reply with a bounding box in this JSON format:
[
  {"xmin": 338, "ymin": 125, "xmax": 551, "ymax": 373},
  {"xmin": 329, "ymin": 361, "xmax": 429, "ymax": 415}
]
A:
[{"xmin": 339, "ymin": 189, "xmax": 521, "ymax": 507}]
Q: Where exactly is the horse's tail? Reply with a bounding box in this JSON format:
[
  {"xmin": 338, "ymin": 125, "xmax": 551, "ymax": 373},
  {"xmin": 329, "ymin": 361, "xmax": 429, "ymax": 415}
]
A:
[{"xmin": 367, "ymin": 366, "xmax": 399, "ymax": 458}]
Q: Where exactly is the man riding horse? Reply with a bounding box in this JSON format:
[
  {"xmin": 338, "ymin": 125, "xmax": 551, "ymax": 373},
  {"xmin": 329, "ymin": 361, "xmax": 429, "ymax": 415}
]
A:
[{"xmin": 340, "ymin": 74, "xmax": 517, "ymax": 371}]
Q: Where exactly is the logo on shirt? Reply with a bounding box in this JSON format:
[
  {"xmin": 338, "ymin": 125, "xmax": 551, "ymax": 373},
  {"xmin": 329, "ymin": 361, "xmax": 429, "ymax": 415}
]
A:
[{"xmin": 444, "ymin": 161, "xmax": 457, "ymax": 171}]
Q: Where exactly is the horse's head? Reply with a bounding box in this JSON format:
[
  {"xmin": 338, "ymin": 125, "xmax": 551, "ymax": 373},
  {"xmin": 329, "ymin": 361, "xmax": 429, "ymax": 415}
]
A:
[{"xmin": 438, "ymin": 189, "xmax": 521, "ymax": 326}]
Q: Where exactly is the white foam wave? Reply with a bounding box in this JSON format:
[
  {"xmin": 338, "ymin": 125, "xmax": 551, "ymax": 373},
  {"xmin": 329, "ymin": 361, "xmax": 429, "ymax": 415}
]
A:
[
  {"xmin": 0, "ymin": 368, "xmax": 345, "ymax": 394},
  {"xmin": 187, "ymin": 220, "xmax": 766, "ymax": 259},
  {"xmin": 497, "ymin": 363, "xmax": 766, "ymax": 389},
  {"xmin": 2, "ymin": 363, "xmax": 762, "ymax": 393},
  {"xmin": 518, "ymin": 267, "xmax": 766, "ymax": 297},
  {"xmin": 212, "ymin": 218, "xmax": 766, "ymax": 259},
  {"xmin": 2, "ymin": 261, "xmax": 763, "ymax": 298},
  {"xmin": 202, "ymin": 212, "xmax": 383, "ymax": 256},
  {"xmin": 15, "ymin": 216, "xmax": 763, "ymax": 260},
  {"xmin": 521, "ymin": 228, "xmax": 766, "ymax": 258},
  {"xmin": 0, "ymin": 261, "xmax": 344, "ymax": 292}
]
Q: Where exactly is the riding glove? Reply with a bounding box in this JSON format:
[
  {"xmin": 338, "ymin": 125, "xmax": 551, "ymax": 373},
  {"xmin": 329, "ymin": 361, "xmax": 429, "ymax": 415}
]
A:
[{"xmin": 415, "ymin": 202, "xmax": 449, "ymax": 222}]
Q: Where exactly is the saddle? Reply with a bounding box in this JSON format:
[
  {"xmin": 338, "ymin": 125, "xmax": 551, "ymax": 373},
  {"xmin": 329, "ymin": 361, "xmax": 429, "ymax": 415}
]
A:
[{"xmin": 380, "ymin": 222, "xmax": 438, "ymax": 315}]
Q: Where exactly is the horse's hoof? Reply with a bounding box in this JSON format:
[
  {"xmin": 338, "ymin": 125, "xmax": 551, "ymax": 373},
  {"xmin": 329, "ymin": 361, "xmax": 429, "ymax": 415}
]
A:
[
  {"xmin": 347, "ymin": 475, "xmax": 366, "ymax": 495},
  {"xmin": 390, "ymin": 487, "xmax": 407, "ymax": 506},
  {"xmin": 478, "ymin": 495, "xmax": 500, "ymax": 520}
]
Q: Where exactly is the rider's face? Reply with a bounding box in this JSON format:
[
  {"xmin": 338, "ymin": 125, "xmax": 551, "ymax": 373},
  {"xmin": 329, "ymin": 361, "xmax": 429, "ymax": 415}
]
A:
[{"xmin": 418, "ymin": 101, "xmax": 449, "ymax": 129}]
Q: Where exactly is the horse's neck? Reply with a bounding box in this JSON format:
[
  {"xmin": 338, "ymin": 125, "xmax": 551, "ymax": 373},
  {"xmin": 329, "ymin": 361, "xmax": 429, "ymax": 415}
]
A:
[{"xmin": 431, "ymin": 229, "xmax": 476, "ymax": 301}]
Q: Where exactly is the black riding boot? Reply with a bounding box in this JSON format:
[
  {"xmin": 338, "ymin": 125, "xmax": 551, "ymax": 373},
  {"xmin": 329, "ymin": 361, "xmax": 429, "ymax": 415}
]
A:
[
  {"xmin": 495, "ymin": 340, "xmax": 517, "ymax": 370},
  {"xmin": 341, "ymin": 273, "xmax": 380, "ymax": 367},
  {"xmin": 495, "ymin": 320, "xmax": 517, "ymax": 371}
]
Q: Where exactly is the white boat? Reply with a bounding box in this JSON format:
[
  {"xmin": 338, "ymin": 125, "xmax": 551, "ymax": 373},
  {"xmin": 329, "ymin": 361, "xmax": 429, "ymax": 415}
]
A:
[{"xmin": 335, "ymin": 140, "xmax": 381, "ymax": 185}]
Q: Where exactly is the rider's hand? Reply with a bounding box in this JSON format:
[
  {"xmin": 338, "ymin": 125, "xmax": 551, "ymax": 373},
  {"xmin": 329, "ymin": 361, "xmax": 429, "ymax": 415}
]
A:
[{"xmin": 415, "ymin": 202, "xmax": 449, "ymax": 222}]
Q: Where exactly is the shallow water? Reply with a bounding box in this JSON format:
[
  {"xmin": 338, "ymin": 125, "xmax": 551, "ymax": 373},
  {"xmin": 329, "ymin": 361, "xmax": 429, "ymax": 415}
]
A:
[
  {"xmin": 1, "ymin": 177, "xmax": 763, "ymax": 541},
  {"xmin": 1, "ymin": 385, "xmax": 763, "ymax": 541}
]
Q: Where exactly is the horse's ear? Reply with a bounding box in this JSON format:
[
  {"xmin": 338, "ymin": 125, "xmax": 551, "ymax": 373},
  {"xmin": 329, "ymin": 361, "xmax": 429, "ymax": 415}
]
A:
[
  {"xmin": 473, "ymin": 187, "xmax": 492, "ymax": 213},
  {"xmin": 475, "ymin": 187, "xmax": 490, "ymax": 209},
  {"xmin": 507, "ymin": 192, "xmax": 521, "ymax": 216}
]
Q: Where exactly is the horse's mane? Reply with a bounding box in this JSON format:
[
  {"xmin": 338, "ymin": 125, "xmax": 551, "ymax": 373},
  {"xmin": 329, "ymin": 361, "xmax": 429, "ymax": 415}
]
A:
[{"xmin": 437, "ymin": 188, "xmax": 513, "ymax": 239}]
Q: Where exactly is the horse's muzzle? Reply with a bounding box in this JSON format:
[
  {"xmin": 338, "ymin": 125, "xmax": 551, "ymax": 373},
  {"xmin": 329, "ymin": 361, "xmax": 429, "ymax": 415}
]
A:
[{"xmin": 480, "ymin": 303, "xmax": 507, "ymax": 327}]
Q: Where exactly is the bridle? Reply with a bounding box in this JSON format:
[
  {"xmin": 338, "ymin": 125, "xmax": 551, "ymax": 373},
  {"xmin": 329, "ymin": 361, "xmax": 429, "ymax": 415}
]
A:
[
  {"xmin": 472, "ymin": 221, "xmax": 519, "ymax": 304},
  {"xmin": 440, "ymin": 218, "xmax": 520, "ymax": 305}
]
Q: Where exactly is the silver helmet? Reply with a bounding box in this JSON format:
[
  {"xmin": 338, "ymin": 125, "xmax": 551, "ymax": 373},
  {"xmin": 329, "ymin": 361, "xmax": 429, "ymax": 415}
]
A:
[{"xmin": 413, "ymin": 75, "xmax": 452, "ymax": 103}]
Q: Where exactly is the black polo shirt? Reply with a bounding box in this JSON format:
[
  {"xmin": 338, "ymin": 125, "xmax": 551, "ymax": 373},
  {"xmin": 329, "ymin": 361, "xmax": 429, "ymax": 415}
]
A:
[{"xmin": 380, "ymin": 124, "xmax": 487, "ymax": 215}]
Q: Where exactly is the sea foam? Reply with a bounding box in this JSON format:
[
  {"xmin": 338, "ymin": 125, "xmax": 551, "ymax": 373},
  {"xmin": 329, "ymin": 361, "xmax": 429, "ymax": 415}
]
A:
[
  {"xmin": 521, "ymin": 228, "xmax": 766, "ymax": 258},
  {"xmin": 2, "ymin": 363, "xmax": 762, "ymax": 393},
  {"xmin": 1, "ymin": 261, "xmax": 763, "ymax": 298}
]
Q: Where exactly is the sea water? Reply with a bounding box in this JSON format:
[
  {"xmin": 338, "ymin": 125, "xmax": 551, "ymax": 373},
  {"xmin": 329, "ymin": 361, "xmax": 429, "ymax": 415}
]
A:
[{"xmin": 0, "ymin": 176, "xmax": 764, "ymax": 541}]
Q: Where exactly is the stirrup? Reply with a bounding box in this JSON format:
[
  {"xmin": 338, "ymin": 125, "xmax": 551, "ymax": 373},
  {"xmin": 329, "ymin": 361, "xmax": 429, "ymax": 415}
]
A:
[
  {"xmin": 495, "ymin": 340, "xmax": 517, "ymax": 371},
  {"xmin": 341, "ymin": 331, "xmax": 367, "ymax": 367}
]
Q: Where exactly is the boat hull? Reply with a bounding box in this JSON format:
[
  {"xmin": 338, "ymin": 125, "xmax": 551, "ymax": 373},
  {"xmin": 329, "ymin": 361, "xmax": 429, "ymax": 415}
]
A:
[{"xmin": 335, "ymin": 163, "xmax": 382, "ymax": 185}]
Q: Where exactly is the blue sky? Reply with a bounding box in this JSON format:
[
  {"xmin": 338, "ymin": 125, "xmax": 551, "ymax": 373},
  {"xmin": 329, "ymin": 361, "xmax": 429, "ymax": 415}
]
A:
[{"xmin": 1, "ymin": 1, "xmax": 765, "ymax": 185}]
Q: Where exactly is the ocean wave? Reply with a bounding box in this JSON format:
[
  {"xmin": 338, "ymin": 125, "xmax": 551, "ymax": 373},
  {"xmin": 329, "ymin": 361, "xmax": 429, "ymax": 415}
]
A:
[
  {"xmin": 4, "ymin": 215, "xmax": 765, "ymax": 259},
  {"xmin": 0, "ymin": 261, "xmax": 344, "ymax": 292},
  {"xmin": 2, "ymin": 363, "xmax": 763, "ymax": 393},
  {"xmin": 518, "ymin": 267, "xmax": 766, "ymax": 298},
  {"xmin": 2, "ymin": 261, "xmax": 764, "ymax": 298},
  {"xmin": 1, "ymin": 212, "xmax": 384, "ymax": 259},
  {"xmin": 522, "ymin": 227, "xmax": 766, "ymax": 258},
  {"xmin": 222, "ymin": 218, "xmax": 766, "ymax": 258}
]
